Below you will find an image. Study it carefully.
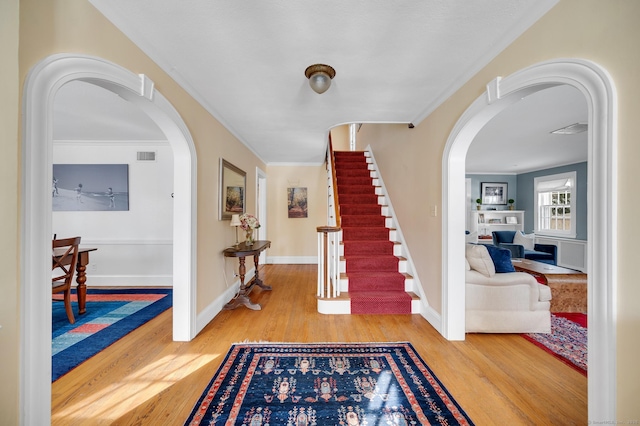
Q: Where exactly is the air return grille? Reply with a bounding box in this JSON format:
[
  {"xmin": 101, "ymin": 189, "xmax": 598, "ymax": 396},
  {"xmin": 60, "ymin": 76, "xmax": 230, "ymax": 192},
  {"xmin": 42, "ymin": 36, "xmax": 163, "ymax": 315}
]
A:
[{"xmin": 137, "ymin": 151, "xmax": 156, "ymax": 161}]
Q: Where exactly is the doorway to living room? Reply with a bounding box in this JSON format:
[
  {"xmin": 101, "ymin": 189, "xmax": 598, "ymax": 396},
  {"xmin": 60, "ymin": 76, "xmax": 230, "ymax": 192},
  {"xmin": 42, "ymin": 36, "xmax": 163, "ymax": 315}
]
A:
[{"xmin": 442, "ymin": 59, "xmax": 617, "ymax": 421}]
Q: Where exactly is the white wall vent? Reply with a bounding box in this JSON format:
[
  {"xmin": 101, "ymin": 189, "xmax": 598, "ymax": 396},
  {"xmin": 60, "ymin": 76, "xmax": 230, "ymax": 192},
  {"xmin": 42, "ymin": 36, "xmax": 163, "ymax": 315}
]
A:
[{"xmin": 137, "ymin": 151, "xmax": 156, "ymax": 161}]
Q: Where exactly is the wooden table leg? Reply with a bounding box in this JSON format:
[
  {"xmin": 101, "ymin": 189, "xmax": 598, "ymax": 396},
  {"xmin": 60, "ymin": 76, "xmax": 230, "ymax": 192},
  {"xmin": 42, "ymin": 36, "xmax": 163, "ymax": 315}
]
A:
[
  {"xmin": 224, "ymin": 256, "xmax": 262, "ymax": 311},
  {"xmin": 76, "ymin": 252, "xmax": 89, "ymax": 315},
  {"xmin": 252, "ymin": 254, "xmax": 272, "ymax": 291}
]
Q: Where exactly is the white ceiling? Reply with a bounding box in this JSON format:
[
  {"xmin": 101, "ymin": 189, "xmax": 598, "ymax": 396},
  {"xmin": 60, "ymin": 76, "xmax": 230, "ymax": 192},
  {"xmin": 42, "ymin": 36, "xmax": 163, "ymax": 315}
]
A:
[
  {"xmin": 467, "ymin": 84, "xmax": 587, "ymax": 174},
  {"xmin": 67, "ymin": 0, "xmax": 562, "ymax": 166},
  {"xmin": 54, "ymin": 80, "xmax": 166, "ymax": 141}
]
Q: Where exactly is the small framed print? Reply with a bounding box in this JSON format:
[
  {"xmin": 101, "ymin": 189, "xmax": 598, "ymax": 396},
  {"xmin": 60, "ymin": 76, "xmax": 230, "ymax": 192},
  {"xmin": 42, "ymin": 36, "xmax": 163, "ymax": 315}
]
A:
[
  {"xmin": 287, "ymin": 187, "xmax": 308, "ymax": 218},
  {"xmin": 481, "ymin": 182, "xmax": 507, "ymax": 205}
]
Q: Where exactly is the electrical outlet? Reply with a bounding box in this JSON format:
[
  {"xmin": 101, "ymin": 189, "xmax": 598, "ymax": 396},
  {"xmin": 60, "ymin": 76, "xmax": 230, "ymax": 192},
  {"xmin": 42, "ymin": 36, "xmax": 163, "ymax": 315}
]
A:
[
  {"xmin": 430, "ymin": 205, "xmax": 438, "ymax": 217},
  {"xmin": 90, "ymin": 263, "xmax": 97, "ymax": 272}
]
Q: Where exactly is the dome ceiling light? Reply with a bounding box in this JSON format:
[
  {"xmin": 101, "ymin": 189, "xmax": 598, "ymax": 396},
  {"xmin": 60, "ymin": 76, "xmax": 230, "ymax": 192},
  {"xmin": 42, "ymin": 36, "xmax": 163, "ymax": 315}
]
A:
[{"xmin": 304, "ymin": 64, "xmax": 336, "ymax": 94}]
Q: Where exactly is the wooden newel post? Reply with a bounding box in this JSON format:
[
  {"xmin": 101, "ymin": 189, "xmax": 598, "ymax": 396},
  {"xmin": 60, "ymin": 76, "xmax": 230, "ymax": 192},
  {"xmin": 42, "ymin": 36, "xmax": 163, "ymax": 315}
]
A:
[{"xmin": 317, "ymin": 226, "xmax": 340, "ymax": 298}]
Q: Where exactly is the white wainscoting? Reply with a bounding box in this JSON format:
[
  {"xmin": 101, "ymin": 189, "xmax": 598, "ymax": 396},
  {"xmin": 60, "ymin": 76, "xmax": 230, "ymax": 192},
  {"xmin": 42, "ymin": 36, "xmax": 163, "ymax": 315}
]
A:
[
  {"xmin": 535, "ymin": 236, "xmax": 587, "ymax": 272},
  {"xmin": 81, "ymin": 239, "xmax": 173, "ymax": 286}
]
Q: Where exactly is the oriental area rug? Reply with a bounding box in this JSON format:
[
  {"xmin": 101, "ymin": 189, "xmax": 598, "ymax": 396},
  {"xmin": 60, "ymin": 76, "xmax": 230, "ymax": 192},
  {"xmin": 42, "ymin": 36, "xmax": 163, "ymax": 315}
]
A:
[
  {"xmin": 522, "ymin": 313, "xmax": 587, "ymax": 376},
  {"xmin": 185, "ymin": 342, "xmax": 474, "ymax": 425},
  {"xmin": 52, "ymin": 288, "xmax": 172, "ymax": 382}
]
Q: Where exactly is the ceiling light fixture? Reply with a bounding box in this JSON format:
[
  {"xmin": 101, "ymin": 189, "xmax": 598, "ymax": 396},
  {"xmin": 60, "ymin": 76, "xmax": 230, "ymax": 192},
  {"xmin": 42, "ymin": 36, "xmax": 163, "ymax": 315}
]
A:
[
  {"xmin": 551, "ymin": 122, "xmax": 588, "ymax": 135},
  {"xmin": 305, "ymin": 64, "xmax": 336, "ymax": 94}
]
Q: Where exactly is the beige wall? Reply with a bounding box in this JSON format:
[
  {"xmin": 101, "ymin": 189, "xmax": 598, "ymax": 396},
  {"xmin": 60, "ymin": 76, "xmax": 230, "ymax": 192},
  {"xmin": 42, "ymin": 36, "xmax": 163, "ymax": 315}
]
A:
[
  {"xmin": 266, "ymin": 165, "xmax": 327, "ymax": 259},
  {"xmin": 0, "ymin": 0, "xmax": 20, "ymax": 423},
  {"xmin": 330, "ymin": 124, "xmax": 351, "ymax": 151},
  {"xmin": 358, "ymin": 0, "xmax": 639, "ymax": 420}
]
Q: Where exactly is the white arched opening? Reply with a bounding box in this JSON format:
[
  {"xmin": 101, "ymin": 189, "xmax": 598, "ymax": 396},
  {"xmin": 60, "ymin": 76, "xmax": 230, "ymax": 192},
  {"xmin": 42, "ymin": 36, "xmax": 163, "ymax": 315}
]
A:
[
  {"xmin": 21, "ymin": 54, "xmax": 198, "ymax": 425},
  {"xmin": 442, "ymin": 59, "xmax": 617, "ymax": 421}
]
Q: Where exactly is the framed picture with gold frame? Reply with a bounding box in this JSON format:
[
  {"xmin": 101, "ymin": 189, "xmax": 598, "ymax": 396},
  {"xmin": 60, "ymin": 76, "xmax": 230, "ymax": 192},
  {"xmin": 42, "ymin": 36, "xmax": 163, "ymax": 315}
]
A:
[{"xmin": 219, "ymin": 159, "xmax": 246, "ymax": 220}]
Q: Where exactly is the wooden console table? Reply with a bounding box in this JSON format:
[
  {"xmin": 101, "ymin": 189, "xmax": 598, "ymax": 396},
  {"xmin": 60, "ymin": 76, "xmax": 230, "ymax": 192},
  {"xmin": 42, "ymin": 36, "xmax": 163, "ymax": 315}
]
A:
[
  {"xmin": 53, "ymin": 246, "xmax": 97, "ymax": 315},
  {"xmin": 512, "ymin": 258, "xmax": 587, "ymax": 313},
  {"xmin": 223, "ymin": 240, "xmax": 272, "ymax": 310}
]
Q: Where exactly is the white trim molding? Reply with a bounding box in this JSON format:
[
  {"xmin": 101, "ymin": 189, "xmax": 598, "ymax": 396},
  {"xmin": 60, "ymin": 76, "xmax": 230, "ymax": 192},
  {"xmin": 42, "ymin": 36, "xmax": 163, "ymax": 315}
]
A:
[
  {"xmin": 267, "ymin": 256, "xmax": 317, "ymax": 264},
  {"xmin": 21, "ymin": 54, "xmax": 198, "ymax": 425},
  {"xmin": 442, "ymin": 59, "xmax": 617, "ymax": 422}
]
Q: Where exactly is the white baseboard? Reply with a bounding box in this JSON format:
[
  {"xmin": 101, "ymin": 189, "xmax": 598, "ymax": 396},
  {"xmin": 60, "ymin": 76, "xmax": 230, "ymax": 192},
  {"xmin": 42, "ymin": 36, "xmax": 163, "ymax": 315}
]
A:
[
  {"xmin": 195, "ymin": 269, "xmax": 254, "ymax": 335},
  {"xmin": 420, "ymin": 302, "xmax": 442, "ymax": 335},
  {"xmin": 266, "ymin": 256, "xmax": 317, "ymax": 264}
]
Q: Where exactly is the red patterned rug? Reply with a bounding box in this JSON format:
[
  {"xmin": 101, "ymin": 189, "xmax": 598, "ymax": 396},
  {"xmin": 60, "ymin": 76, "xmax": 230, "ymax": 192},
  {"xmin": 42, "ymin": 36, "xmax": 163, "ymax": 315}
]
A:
[
  {"xmin": 185, "ymin": 342, "xmax": 474, "ymax": 425},
  {"xmin": 522, "ymin": 313, "xmax": 587, "ymax": 376}
]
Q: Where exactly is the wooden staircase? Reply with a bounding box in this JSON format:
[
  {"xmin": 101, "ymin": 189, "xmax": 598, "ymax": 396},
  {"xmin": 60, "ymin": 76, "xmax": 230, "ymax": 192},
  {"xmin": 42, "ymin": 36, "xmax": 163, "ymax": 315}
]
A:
[{"xmin": 318, "ymin": 150, "xmax": 420, "ymax": 314}]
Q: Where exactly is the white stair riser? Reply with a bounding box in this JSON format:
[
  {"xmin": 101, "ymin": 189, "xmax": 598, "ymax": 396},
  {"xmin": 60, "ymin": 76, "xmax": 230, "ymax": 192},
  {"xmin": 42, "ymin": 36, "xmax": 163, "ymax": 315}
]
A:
[
  {"xmin": 318, "ymin": 299, "xmax": 350, "ymax": 314},
  {"xmin": 317, "ymin": 297, "xmax": 421, "ymax": 314}
]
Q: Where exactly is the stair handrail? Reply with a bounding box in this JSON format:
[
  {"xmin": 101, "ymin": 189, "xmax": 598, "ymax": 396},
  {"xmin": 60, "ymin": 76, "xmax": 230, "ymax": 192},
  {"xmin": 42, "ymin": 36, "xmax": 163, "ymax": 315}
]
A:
[{"xmin": 316, "ymin": 136, "xmax": 341, "ymax": 299}]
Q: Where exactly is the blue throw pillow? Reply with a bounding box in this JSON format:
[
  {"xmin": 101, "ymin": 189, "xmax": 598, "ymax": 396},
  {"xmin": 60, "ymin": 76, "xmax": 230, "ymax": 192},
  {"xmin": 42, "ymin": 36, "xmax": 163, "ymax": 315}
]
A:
[{"xmin": 484, "ymin": 244, "xmax": 516, "ymax": 273}]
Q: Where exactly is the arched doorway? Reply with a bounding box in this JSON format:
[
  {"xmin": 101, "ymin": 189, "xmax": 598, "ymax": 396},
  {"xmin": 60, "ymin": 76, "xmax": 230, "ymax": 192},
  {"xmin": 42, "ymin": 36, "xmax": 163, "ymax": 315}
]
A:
[
  {"xmin": 21, "ymin": 54, "xmax": 197, "ymax": 424},
  {"xmin": 442, "ymin": 59, "xmax": 617, "ymax": 420}
]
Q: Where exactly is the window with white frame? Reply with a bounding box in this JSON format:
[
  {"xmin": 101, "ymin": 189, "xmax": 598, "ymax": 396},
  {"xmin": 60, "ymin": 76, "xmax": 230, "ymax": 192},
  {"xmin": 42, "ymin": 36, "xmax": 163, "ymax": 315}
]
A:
[{"xmin": 534, "ymin": 171, "xmax": 577, "ymax": 237}]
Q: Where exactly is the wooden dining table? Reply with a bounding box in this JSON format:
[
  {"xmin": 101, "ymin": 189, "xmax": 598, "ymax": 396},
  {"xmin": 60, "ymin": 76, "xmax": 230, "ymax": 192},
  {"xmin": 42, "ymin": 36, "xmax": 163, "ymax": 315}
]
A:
[{"xmin": 53, "ymin": 247, "xmax": 97, "ymax": 315}]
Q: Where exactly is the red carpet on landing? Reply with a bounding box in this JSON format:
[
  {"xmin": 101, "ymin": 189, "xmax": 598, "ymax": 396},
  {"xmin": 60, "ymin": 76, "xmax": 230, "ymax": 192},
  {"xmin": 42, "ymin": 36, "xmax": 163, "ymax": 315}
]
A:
[{"xmin": 334, "ymin": 151, "xmax": 412, "ymax": 314}]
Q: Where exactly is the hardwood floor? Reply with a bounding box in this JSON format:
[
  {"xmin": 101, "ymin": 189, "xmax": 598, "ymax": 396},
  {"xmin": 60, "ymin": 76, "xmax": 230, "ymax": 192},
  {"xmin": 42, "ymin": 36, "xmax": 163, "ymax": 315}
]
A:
[{"xmin": 51, "ymin": 264, "xmax": 587, "ymax": 425}]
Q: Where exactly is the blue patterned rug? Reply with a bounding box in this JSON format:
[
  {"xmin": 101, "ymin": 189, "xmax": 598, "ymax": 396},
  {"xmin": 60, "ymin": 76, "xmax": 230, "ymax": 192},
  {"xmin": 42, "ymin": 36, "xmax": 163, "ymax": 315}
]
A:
[
  {"xmin": 185, "ymin": 342, "xmax": 474, "ymax": 425},
  {"xmin": 52, "ymin": 288, "xmax": 172, "ymax": 382}
]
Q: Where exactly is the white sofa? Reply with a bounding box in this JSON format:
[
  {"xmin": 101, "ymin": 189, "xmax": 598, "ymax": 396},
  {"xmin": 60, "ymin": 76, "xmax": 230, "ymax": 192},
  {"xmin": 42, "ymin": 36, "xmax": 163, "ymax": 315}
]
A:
[{"xmin": 465, "ymin": 244, "xmax": 551, "ymax": 333}]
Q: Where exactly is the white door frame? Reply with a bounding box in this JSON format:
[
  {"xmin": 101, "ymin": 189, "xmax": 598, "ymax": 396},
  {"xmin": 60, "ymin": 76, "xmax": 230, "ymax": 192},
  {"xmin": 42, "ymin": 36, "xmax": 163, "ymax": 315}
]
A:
[
  {"xmin": 21, "ymin": 54, "xmax": 198, "ymax": 425},
  {"xmin": 442, "ymin": 59, "xmax": 617, "ymax": 421},
  {"xmin": 256, "ymin": 167, "xmax": 267, "ymax": 264}
]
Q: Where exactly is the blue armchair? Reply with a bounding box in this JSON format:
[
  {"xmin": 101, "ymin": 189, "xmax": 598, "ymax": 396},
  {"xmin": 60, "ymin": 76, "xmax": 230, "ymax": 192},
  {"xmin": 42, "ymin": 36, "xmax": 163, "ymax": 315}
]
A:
[{"xmin": 492, "ymin": 230, "xmax": 557, "ymax": 265}]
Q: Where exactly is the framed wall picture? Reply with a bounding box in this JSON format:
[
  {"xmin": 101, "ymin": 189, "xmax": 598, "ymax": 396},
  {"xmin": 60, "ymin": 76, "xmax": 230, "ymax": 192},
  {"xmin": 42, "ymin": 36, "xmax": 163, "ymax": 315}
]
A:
[
  {"xmin": 52, "ymin": 164, "xmax": 129, "ymax": 211},
  {"xmin": 219, "ymin": 159, "xmax": 246, "ymax": 220},
  {"xmin": 481, "ymin": 182, "xmax": 508, "ymax": 205},
  {"xmin": 287, "ymin": 187, "xmax": 308, "ymax": 218}
]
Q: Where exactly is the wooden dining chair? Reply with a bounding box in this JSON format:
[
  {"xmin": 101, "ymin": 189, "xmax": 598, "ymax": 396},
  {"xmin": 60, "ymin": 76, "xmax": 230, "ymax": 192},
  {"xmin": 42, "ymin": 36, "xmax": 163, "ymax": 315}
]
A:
[{"xmin": 52, "ymin": 236, "xmax": 81, "ymax": 324}]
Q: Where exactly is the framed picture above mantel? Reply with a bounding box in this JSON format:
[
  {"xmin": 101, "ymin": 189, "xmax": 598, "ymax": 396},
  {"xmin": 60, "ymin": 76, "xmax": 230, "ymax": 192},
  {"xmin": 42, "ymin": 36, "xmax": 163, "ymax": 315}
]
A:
[{"xmin": 480, "ymin": 182, "xmax": 507, "ymax": 205}]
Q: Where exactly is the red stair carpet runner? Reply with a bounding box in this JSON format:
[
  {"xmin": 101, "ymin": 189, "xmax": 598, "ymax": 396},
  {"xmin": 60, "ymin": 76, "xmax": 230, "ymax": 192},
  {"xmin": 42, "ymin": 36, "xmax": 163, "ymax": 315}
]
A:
[{"xmin": 334, "ymin": 151, "xmax": 412, "ymax": 314}]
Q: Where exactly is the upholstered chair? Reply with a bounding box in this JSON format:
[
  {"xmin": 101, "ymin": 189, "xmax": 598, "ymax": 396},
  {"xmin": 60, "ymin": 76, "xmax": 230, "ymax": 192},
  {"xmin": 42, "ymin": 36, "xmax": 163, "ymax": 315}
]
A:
[{"xmin": 492, "ymin": 230, "xmax": 557, "ymax": 265}]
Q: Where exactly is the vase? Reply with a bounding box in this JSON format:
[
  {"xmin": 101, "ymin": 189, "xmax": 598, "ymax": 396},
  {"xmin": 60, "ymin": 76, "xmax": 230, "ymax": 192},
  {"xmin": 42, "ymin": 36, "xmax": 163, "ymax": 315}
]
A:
[{"xmin": 245, "ymin": 229, "xmax": 254, "ymax": 246}]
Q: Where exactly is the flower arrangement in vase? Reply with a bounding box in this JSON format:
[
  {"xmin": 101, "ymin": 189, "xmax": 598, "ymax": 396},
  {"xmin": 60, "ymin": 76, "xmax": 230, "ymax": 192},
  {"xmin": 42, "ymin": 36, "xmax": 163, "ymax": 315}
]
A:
[{"xmin": 239, "ymin": 213, "xmax": 260, "ymax": 245}]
